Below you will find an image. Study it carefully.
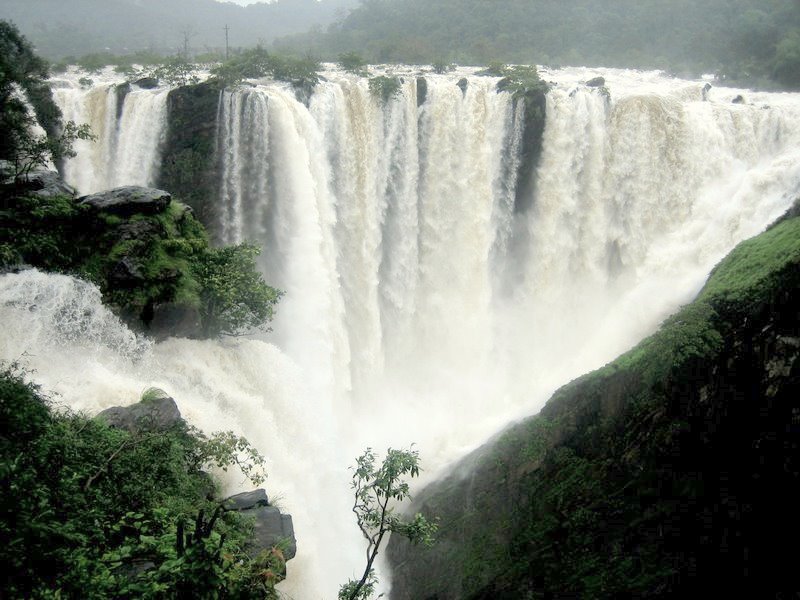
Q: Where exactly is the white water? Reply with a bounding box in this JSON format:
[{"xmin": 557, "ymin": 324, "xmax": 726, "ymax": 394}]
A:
[
  {"xmin": 52, "ymin": 74, "xmax": 169, "ymax": 194},
  {"xmin": 14, "ymin": 67, "xmax": 800, "ymax": 597}
]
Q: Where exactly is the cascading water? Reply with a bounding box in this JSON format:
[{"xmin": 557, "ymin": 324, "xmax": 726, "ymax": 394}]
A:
[
  {"xmin": 52, "ymin": 75, "xmax": 169, "ymax": 194},
  {"xmin": 9, "ymin": 66, "xmax": 800, "ymax": 597}
]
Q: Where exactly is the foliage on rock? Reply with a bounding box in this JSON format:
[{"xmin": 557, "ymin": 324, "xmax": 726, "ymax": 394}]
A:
[
  {"xmin": 0, "ymin": 189, "xmax": 282, "ymax": 339},
  {"xmin": 0, "ymin": 366, "xmax": 281, "ymax": 599},
  {"xmin": 368, "ymin": 75, "xmax": 402, "ymax": 103}
]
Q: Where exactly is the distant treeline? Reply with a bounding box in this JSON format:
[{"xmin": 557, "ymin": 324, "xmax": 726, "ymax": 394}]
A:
[
  {"xmin": 275, "ymin": 0, "xmax": 800, "ymax": 88},
  {"xmin": 0, "ymin": 0, "xmax": 357, "ymax": 59}
]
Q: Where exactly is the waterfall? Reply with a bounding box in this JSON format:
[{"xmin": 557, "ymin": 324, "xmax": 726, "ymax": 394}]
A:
[
  {"xmin": 54, "ymin": 79, "xmax": 169, "ymax": 194},
  {"xmin": 28, "ymin": 67, "xmax": 800, "ymax": 597}
]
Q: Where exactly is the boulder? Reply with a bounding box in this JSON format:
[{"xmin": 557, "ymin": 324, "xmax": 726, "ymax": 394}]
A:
[
  {"xmin": 585, "ymin": 76, "xmax": 605, "ymax": 87},
  {"xmin": 108, "ymin": 256, "xmax": 145, "ymax": 285},
  {"xmin": 416, "ymin": 77, "xmax": 428, "ymax": 107},
  {"xmin": 224, "ymin": 489, "xmax": 270, "ymax": 511},
  {"xmin": 79, "ymin": 186, "xmax": 171, "ymax": 216},
  {"xmin": 732, "ymin": 95, "xmax": 746, "ymax": 104},
  {"xmin": 115, "ymin": 218, "xmax": 165, "ymax": 241},
  {"xmin": 457, "ymin": 77, "xmax": 468, "ymax": 94},
  {"xmin": 12, "ymin": 168, "xmax": 76, "ymax": 198},
  {"xmin": 702, "ymin": 82, "xmax": 712, "ymax": 101},
  {"xmin": 134, "ymin": 77, "xmax": 159, "ymax": 89},
  {"xmin": 223, "ymin": 489, "xmax": 297, "ymax": 560},
  {"xmin": 97, "ymin": 395, "xmax": 184, "ymax": 434}
]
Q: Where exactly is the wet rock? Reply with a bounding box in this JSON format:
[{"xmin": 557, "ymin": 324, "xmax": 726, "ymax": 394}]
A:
[
  {"xmin": 585, "ymin": 76, "xmax": 605, "ymax": 87},
  {"xmin": 108, "ymin": 256, "xmax": 145, "ymax": 285},
  {"xmin": 223, "ymin": 489, "xmax": 297, "ymax": 560},
  {"xmin": 732, "ymin": 94, "xmax": 746, "ymax": 104},
  {"xmin": 12, "ymin": 168, "xmax": 76, "ymax": 198},
  {"xmin": 224, "ymin": 489, "xmax": 270, "ymax": 511},
  {"xmin": 134, "ymin": 77, "xmax": 159, "ymax": 89},
  {"xmin": 417, "ymin": 76, "xmax": 428, "ymax": 106},
  {"xmin": 702, "ymin": 82, "xmax": 712, "ymax": 101},
  {"xmin": 79, "ymin": 186, "xmax": 171, "ymax": 216},
  {"xmin": 97, "ymin": 396, "xmax": 184, "ymax": 434},
  {"xmin": 457, "ymin": 77, "xmax": 468, "ymax": 94}
]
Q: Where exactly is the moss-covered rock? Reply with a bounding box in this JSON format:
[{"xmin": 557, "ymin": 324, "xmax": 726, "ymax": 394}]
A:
[
  {"xmin": 0, "ymin": 182, "xmax": 280, "ymax": 339},
  {"xmin": 387, "ymin": 204, "xmax": 800, "ymax": 598}
]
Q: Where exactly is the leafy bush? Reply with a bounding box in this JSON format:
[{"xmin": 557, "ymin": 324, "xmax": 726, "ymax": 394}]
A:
[
  {"xmin": 368, "ymin": 75, "xmax": 402, "ymax": 103},
  {"xmin": 211, "ymin": 47, "xmax": 321, "ymax": 95},
  {"xmin": 0, "ymin": 366, "xmax": 279, "ymax": 598},
  {"xmin": 195, "ymin": 243, "xmax": 283, "ymax": 337}
]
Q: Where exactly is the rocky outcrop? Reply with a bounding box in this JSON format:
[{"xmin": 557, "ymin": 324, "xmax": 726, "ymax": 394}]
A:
[
  {"xmin": 134, "ymin": 77, "xmax": 159, "ymax": 90},
  {"xmin": 158, "ymin": 81, "xmax": 222, "ymax": 239},
  {"xmin": 457, "ymin": 77, "xmax": 469, "ymax": 94},
  {"xmin": 224, "ymin": 490, "xmax": 297, "ymax": 560},
  {"xmin": 1, "ymin": 164, "xmax": 76, "ymax": 198},
  {"xmin": 79, "ymin": 186, "xmax": 171, "ymax": 216},
  {"xmin": 388, "ymin": 205, "xmax": 800, "ymax": 598},
  {"xmin": 585, "ymin": 75, "xmax": 605, "ymax": 87},
  {"xmin": 416, "ymin": 76, "xmax": 428, "ymax": 106},
  {"xmin": 98, "ymin": 394, "xmax": 184, "ymax": 433}
]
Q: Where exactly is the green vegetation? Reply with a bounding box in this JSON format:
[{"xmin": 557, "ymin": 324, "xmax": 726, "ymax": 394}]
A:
[
  {"xmin": 367, "ymin": 75, "xmax": 402, "ymax": 103},
  {"xmin": 210, "ymin": 46, "xmax": 321, "ymax": 98},
  {"xmin": 276, "ymin": 0, "xmax": 800, "ymax": 90},
  {"xmin": 0, "ymin": 191, "xmax": 282, "ymax": 339},
  {"xmin": 0, "ymin": 366, "xmax": 284, "ymax": 599},
  {"xmin": 0, "ymin": 20, "xmax": 94, "ymax": 178},
  {"xmin": 196, "ymin": 244, "xmax": 283, "ymax": 337},
  {"xmin": 340, "ymin": 447, "xmax": 437, "ymax": 600},
  {"xmin": 389, "ymin": 208, "xmax": 800, "ymax": 597}
]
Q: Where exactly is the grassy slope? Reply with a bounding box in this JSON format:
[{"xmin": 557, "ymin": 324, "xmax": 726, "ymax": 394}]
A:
[{"xmin": 388, "ymin": 209, "xmax": 800, "ymax": 598}]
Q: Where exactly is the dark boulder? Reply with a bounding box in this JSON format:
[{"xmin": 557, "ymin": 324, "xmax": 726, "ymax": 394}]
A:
[
  {"xmin": 115, "ymin": 82, "xmax": 131, "ymax": 119},
  {"xmin": 79, "ymin": 186, "xmax": 171, "ymax": 216},
  {"xmin": 108, "ymin": 256, "xmax": 145, "ymax": 285},
  {"xmin": 733, "ymin": 94, "xmax": 746, "ymax": 104},
  {"xmin": 134, "ymin": 77, "xmax": 159, "ymax": 89},
  {"xmin": 224, "ymin": 489, "xmax": 270, "ymax": 511},
  {"xmin": 115, "ymin": 218, "xmax": 165, "ymax": 241},
  {"xmin": 223, "ymin": 489, "xmax": 297, "ymax": 560},
  {"xmin": 97, "ymin": 395, "xmax": 184, "ymax": 434},
  {"xmin": 457, "ymin": 77, "xmax": 468, "ymax": 94},
  {"xmin": 702, "ymin": 82, "xmax": 712, "ymax": 101},
  {"xmin": 585, "ymin": 76, "xmax": 605, "ymax": 87},
  {"xmin": 417, "ymin": 77, "xmax": 428, "ymax": 107},
  {"xmin": 11, "ymin": 168, "xmax": 76, "ymax": 198}
]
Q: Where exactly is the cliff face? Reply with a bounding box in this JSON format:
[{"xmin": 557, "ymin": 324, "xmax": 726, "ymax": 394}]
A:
[
  {"xmin": 158, "ymin": 81, "xmax": 222, "ymax": 240},
  {"xmin": 387, "ymin": 205, "xmax": 800, "ymax": 598}
]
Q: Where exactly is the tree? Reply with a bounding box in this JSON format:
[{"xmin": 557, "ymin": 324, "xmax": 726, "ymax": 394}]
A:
[
  {"xmin": 0, "ymin": 20, "xmax": 94, "ymax": 178},
  {"xmin": 340, "ymin": 447, "xmax": 437, "ymax": 600},
  {"xmin": 194, "ymin": 243, "xmax": 284, "ymax": 337}
]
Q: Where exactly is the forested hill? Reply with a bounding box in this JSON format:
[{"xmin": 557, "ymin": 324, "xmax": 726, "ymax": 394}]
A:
[
  {"xmin": 276, "ymin": 0, "xmax": 800, "ymax": 88},
  {"xmin": 0, "ymin": 0, "xmax": 358, "ymax": 59}
]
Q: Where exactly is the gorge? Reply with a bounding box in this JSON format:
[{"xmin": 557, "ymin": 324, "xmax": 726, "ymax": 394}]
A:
[{"xmin": 3, "ymin": 65, "xmax": 800, "ymax": 597}]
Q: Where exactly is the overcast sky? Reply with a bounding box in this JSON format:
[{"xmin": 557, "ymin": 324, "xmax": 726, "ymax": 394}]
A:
[{"xmin": 215, "ymin": 0, "xmax": 270, "ymax": 5}]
